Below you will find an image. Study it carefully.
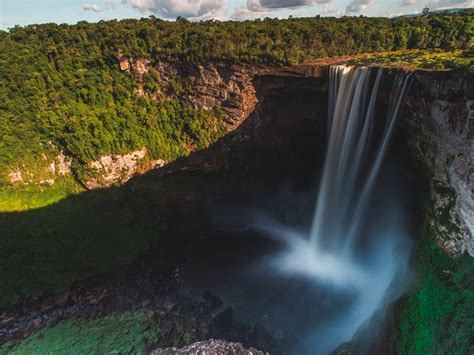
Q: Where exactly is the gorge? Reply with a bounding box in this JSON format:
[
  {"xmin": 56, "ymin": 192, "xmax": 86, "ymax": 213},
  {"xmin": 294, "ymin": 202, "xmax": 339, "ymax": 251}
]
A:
[
  {"xmin": 0, "ymin": 13, "xmax": 473, "ymax": 354},
  {"xmin": 1, "ymin": 58, "xmax": 472, "ymax": 354},
  {"xmin": 184, "ymin": 65, "xmax": 415, "ymax": 354}
]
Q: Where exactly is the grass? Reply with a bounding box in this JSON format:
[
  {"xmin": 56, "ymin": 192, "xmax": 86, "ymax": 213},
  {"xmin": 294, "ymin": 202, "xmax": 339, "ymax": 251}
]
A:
[
  {"xmin": 391, "ymin": 223, "xmax": 474, "ymax": 354},
  {"xmin": 349, "ymin": 49, "xmax": 474, "ymax": 72},
  {"xmin": 0, "ymin": 175, "xmax": 171, "ymax": 307},
  {"xmin": 0, "ymin": 178, "xmax": 83, "ymax": 213},
  {"xmin": 0, "ymin": 311, "xmax": 161, "ymax": 355},
  {"xmin": 0, "ymin": 168, "xmax": 238, "ymax": 308},
  {"xmin": 0, "ymin": 137, "xmax": 317, "ymax": 308}
]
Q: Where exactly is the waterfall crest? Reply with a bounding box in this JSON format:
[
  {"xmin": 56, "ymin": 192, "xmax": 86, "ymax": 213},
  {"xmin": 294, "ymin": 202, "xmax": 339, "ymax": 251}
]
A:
[{"xmin": 310, "ymin": 65, "xmax": 412, "ymax": 255}]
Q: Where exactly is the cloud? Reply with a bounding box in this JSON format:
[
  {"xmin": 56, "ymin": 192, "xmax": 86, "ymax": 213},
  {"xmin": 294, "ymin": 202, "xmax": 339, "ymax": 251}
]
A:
[
  {"xmin": 82, "ymin": 1, "xmax": 118, "ymax": 12},
  {"xmin": 400, "ymin": 0, "xmax": 417, "ymax": 6},
  {"xmin": 425, "ymin": 0, "xmax": 473, "ymax": 9},
  {"xmin": 247, "ymin": 0, "xmax": 330, "ymax": 11},
  {"xmin": 232, "ymin": 5, "xmax": 269, "ymax": 19},
  {"xmin": 345, "ymin": 0, "xmax": 375, "ymax": 13},
  {"xmin": 82, "ymin": 4, "xmax": 102, "ymax": 12},
  {"xmin": 320, "ymin": 4, "xmax": 343, "ymax": 15},
  {"xmin": 128, "ymin": 0, "xmax": 227, "ymax": 18}
]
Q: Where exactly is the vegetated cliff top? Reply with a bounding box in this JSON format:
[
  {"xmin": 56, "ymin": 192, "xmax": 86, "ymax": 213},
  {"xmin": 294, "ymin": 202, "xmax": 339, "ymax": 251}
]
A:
[
  {"xmin": 0, "ymin": 10, "xmax": 472, "ymax": 189},
  {"xmin": 347, "ymin": 49, "xmax": 473, "ymax": 72},
  {"xmin": 1, "ymin": 10, "xmax": 472, "ymax": 66}
]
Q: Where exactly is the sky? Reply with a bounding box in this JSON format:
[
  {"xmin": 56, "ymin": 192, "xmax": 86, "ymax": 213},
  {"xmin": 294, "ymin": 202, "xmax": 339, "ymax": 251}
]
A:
[{"xmin": 1, "ymin": 0, "xmax": 472, "ymax": 30}]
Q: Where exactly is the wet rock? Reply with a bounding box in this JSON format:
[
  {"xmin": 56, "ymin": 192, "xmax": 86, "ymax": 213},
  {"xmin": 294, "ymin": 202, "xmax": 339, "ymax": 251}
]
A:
[
  {"xmin": 272, "ymin": 328, "xmax": 285, "ymax": 342},
  {"xmin": 184, "ymin": 317, "xmax": 197, "ymax": 329},
  {"xmin": 211, "ymin": 307, "xmax": 233, "ymax": 333},
  {"xmin": 163, "ymin": 302, "xmax": 176, "ymax": 313},
  {"xmin": 198, "ymin": 323, "xmax": 209, "ymax": 336},
  {"xmin": 1, "ymin": 317, "xmax": 15, "ymax": 325},
  {"xmin": 54, "ymin": 291, "xmax": 69, "ymax": 306},
  {"xmin": 32, "ymin": 318, "xmax": 42, "ymax": 328},
  {"xmin": 151, "ymin": 339, "xmax": 266, "ymax": 355},
  {"xmin": 40, "ymin": 302, "xmax": 54, "ymax": 312},
  {"xmin": 200, "ymin": 291, "xmax": 223, "ymax": 310}
]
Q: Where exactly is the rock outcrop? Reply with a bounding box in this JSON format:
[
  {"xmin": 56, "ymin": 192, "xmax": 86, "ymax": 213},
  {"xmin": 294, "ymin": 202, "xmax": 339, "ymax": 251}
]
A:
[
  {"xmin": 6, "ymin": 151, "xmax": 72, "ymax": 186},
  {"xmin": 152, "ymin": 340, "xmax": 266, "ymax": 355},
  {"xmin": 86, "ymin": 148, "xmax": 165, "ymax": 189},
  {"xmin": 403, "ymin": 72, "xmax": 473, "ymax": 256}
]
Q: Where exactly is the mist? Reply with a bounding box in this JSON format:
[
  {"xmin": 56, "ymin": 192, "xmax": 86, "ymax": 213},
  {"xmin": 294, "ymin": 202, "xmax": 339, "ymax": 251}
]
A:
[{"xmin": 184, "ymin": 66, "xmax": 416, "ymax": 354}]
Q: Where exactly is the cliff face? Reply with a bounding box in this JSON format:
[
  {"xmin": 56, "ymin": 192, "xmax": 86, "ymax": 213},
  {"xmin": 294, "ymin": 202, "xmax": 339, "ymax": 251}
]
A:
[
  {"xmin": 402, "ymin": 73, "xmax": 473, "ymax": 256},
  {"xmin": 120, "ymin": 57, "xmax": 260, "ymax": 129},
  {"xmin": 6, "ymin": 60, "xmax": 325, "ymax": 189},
  {"xmin": 5, "ymin": 61, "xmax": 260, "ymax": 189},
  {"xmin": 5, "ymin": 57, "xmax": 472, "ymax": 256}
]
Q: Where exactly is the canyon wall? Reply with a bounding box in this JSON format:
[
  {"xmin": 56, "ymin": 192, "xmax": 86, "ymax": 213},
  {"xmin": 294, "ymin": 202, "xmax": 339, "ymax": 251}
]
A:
[
  {"xmin": 5, "ymin": 58, "xmax": 472, "ymax": 256},
  {"xmin": 403, "ymin": 72, "xmax": 473, "ymax": 256}
]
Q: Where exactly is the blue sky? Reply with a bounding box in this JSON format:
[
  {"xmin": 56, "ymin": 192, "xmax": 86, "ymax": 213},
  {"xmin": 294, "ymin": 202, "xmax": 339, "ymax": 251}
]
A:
[{"xmin": 1, "ymin": 0, "xmax": 472, "ymax": 30}]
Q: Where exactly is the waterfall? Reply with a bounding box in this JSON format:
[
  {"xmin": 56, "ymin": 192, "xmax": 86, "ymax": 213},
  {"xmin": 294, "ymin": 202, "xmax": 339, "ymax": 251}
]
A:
[
  {"xmin": 250, "ymin": 66, "xmax": 411, "ymax": 354},
  {"xmin": 310, "ymin": 65, "xmax": 412, "ymax": 255},
  {"xmin": 205, "ymin": 64, "xmax": 415, "ymax": 354}
]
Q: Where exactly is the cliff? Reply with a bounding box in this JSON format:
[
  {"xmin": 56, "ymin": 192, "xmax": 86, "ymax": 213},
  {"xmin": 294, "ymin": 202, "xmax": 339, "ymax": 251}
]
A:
[
  {"xmin": 403, "ymin": 72, "xmax": 473, "ymax": 256},
  {"xmin": 4, "ymin": 56, "xmax": 472, "ymax": 256}
]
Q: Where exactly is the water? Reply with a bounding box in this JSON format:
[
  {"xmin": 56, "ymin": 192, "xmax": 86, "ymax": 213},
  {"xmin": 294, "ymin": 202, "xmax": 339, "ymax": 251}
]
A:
[
  {"xmin": 186, "ymin": 65, "xmax": 414, "ymax": 354},
  {"xmin": 250, "ymin": 66, "xmax": 413, "ymax": 352},
  {"xmin": 311, "ymin": 66, "xmax": 411, "ymax": 254}
]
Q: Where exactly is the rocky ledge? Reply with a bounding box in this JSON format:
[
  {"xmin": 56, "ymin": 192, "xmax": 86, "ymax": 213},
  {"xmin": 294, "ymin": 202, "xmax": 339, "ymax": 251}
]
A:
[{"xmin": 152, "ymin": 339, "xmax": 266, "ymax": 355}]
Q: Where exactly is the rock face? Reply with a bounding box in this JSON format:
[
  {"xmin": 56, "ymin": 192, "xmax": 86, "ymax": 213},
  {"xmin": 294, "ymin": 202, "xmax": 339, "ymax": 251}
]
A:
[
  {"xmin": 86, "ymin": 148, "xmax": 166, "ymax": 189},
  {"xmin": 5, "ymin": 56, "xmax": 473, "ymax": 255},
  {"xmin": 403, "ymin": 72, "xmax": 473, "ymax": 256},
  {"xmin": 6, "ymin": 151, "xmax": 72, "ymax": 186},
  {"xmin": 152, "ymin": 340, "xmax": 266, "ymax": 355},
  {"xmin": 127, "ymin": 58, "xmax": 260, "ymax": 129}
]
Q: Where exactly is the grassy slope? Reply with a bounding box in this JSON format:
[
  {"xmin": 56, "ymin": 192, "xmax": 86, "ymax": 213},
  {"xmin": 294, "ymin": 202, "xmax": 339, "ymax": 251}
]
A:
[
  {"xmin": 349, "ymin": 49, "xmax": 474, "ymax": 71},
  {"xmin": 0, "ymin": 178, "xmax": 82, "ymax": 212},
  {"xmin": 0, "ymin": 311, "xmax": 161, "ymax": 355},
  {"xmin": 0, "ymin": 176, "xmax": 164, "ymax": 307},
  {"xmin": 0, "ymin": 168, "xmax": 236, "ymax": 308},
  {"xmin": 391, "ymin": 226, "xmax": 474, "ymax": 354}
]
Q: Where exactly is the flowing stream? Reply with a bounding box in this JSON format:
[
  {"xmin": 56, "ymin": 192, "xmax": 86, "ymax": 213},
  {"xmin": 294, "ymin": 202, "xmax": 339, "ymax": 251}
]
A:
[{"xmin": 186, "ymin": 65, "xmax": 415, "ymax": 354}]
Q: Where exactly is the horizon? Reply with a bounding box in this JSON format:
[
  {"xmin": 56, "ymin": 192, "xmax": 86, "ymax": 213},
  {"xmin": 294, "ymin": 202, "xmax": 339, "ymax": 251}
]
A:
[{"xmin": 1, "ymin": 0, "xmax": 472, "ymax": 31}]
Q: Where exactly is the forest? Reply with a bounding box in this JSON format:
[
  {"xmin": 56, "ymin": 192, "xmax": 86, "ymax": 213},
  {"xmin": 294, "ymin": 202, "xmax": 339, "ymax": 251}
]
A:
[
  {"xmin": 0, "ymin": 10, "xmax": 473, "ymax": 187},
  {"xmin": 0, "ymin": 10, "xmax": 473, "ymax": 354}
]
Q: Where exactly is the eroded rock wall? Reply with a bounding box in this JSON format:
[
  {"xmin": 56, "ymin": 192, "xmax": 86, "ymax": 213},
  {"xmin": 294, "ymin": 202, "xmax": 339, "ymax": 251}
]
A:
[
  {"xmin": 86, "ymin": 148, "xmax": 166, "ymax": 189},
  {"xmin": 403, "ymin": 73, "xmax": 473, "ymax": 256},
  {"xmin": 5, "ymin": 61, "xmax": 263, "ymax": 189}
]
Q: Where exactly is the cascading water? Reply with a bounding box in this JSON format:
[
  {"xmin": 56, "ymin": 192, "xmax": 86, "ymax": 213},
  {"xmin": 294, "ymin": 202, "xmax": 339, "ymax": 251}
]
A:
[
  {"xmin": 258, "ymin": 65, "xmax": 412, "ymax": 282},
  {"xmin": 311, "ymin": 66, "xmax": 412, "ymax": 255},
  {"xmin": 186, "ymin": 65, "xmax": 415, "ymax": 354},
  {"xmin": 250, "ymin": 65, "xmax": 414, "ymax": 352}
]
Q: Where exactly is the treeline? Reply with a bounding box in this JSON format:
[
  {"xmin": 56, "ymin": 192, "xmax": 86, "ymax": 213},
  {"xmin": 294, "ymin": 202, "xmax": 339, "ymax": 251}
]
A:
[
  {"xmin": 3, "ymin": 10, "xmax": 473, "ymax": 65},
  {"xmin": 0, "ymin": 11, "xmax": 472, "ymax": 184}
]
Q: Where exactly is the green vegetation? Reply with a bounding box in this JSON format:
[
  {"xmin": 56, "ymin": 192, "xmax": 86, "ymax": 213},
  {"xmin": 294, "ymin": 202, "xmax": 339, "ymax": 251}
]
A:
[
  {"xmin": 0, "ymin": 311, "xmax": 161, "ymax": 354},
  {"xmin": 0, "ymin": 170, "xmax": 234, "ymax": 307},
  {"xmin": 0, "ymin": 177, "xmax": 81, "ymax": 212},
  {"xmin": 0, "ymin": 11, "xmax": 472, "ymax": 186},
  {"xmin": 0, "ymin": 11, "xmax": 473, "ymax": 352},
  {"xmin": 391, "ymin": 226, "xmax": 474, "ymax": 354},
  {"xmin": 349, "ymin": 49, "xmax": 474, "ymax": 71}
]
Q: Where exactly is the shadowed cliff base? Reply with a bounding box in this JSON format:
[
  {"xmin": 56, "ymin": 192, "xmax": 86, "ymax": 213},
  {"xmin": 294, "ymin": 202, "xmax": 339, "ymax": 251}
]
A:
[{"xmin": 1, "ymin": 67, "xmax": 473, "ymax": 354}]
